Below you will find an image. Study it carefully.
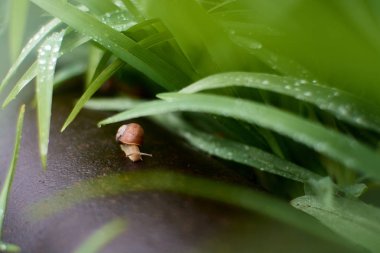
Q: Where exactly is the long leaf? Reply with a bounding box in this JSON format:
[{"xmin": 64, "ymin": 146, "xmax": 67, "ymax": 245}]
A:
[
  {"xmin": 61, "ymin": 59, "xmax": 125, "ymax": 132},
  {"xmin": 180, "ymin": 72, "xmax": 380, "ymax": 133},
  {"xmin": 30, "ymin": 0, "xmax": 190, "ymax": 89},
  {"xmin": 98, "ymin": 93, "xmax": 380, "ymax": 181},
  {"xmin": 228, "ymin": 34, "xmax": 316, "ymax": 79},
  {"xmin": 84, "ymin": 97, "xmax": 143, "ymax": 111},
  {"xmin": 36, "ymin": 31, "xmax": 65, "ymax": 168},
  {"xmin": 0, "ymin": 105, "xmax": 25, "ymax": 253},
  {"xmin": 0, "ymin": 18, "xmax": 61, "ymax": 95},
  {"xmin": 155, "ymin": 114, "xmax": 321, "ymax": 183},
  {"xmin": 75, "ymin": 0, "xmax": 118, "ymax": 16},
  {"xmin": 28, "ymin": 170, "xmax": 351, "ymax": 249},
  {"xmin": 2, "ymin": 62, "xmax": 37, "ymax": 108},
  {"xmin": 2, "ymin": 32, "xmax": 90, "ymax": 108},
  {"xmin": 72, "ymin": 218, "xmax": 126, "ymax": 253},
  {"xmin": 292, "ymin": 195, "xmax": 380, "ymax": 253},
  {"xmin": 8, "ymin": 0, "xmax": 29, "ymax": 62}
]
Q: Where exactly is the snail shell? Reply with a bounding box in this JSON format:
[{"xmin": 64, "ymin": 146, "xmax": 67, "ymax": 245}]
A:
[{"xmin": 116, "ymin": 123, "xmax": 144, "ymax": 146}]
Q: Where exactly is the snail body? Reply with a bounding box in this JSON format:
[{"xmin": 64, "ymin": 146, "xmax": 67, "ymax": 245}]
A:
[{"xmin": 116, "ymin": 123, "xmax": 152, "ymax": 162}]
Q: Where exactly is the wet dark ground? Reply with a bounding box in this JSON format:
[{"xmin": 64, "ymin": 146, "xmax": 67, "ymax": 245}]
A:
[{"xmin": 0, "ymin": 94, "xmax": 359, "ymax": 253}]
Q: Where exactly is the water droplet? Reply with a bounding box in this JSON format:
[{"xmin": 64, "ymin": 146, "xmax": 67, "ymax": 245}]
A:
[{"xmin": 304, "ymin": 91, "xmax": 312, "ymax": 97}]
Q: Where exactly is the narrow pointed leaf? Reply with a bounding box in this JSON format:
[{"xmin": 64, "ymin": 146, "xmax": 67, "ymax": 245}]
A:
[
  {"xmin": 29, "ymin": 170, "xmax": 350, "ymax": 248},
  {"xmin": 0, "ymin": 18, "xmax": 61, "ymax": 95},
  {"xmin": 180, "ymin": 72, "xmax": 380, "ymax": 133},
  {"xmin": 0, "ymin": 104, "xmax": 25, "ymax": 252},
  {"xmin": 2, "ymin": 62, "xmax": 37, "ymax": 108},
  {"xmin": 155, "ymin": 115, "xmax": 321, "ymax": 183},
  {"xmin": 98, "ymin": 93, "xmax": 380, "ymax": 180},
  {"xmin": 61, "ymin": 59, "xmax": 125, "ymax": 132},
  {"xmin": 73, "ymin": 218, "xmax": 126, "ymax": 253},
  {"xmin": 36, "ymin": 31, "xmax": 65, "ymax": 168},
  {"xmin": 2, "ymin": 32, "xmax": 90, "ymax": 108},
  {"xmin": 30, "ymin": 0, "xmax": 190, "ymax": 89},
  {"xmin": 8, "ymin": 0, "xmax": 29, "ymax": 62},
  {"xmin": 0, "ymin": 242, "xmax": 21, "ymax": 253},
  {"xmin": 292, "ymin": 195, "xmax": 380, "ymax": 253},
  {"xmin": 84, "ymin": 97, "xmax": 143, "ymax": 111}
]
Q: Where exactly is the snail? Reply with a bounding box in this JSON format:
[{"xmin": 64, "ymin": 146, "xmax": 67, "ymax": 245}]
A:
[{"xmin": 116, "ymin": 123, "xmax": 152, "ymax": 162}]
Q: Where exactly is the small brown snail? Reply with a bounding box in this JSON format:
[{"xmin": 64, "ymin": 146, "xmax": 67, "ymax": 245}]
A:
[{"xmin": 116, "ymin": 123, "xmax": 152, "ymax": 162}]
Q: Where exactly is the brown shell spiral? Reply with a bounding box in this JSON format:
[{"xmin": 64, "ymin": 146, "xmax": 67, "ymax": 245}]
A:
[{"xmin": 116, "ymin": 123, "xmax": 144, "ymax": 146}]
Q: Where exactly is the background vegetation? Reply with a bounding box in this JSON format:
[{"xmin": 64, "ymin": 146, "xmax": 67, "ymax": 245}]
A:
[{"xmin": 1, "ymin": 0, "xmax": 380, "ymax": 252}]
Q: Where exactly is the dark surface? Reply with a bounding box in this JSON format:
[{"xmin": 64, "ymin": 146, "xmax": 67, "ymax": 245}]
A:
[{"xmin": 0, "ymin": 94, "xmax": 357, "ymax": 253}]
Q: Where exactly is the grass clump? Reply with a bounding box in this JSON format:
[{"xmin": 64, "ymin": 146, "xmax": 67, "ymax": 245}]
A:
[{"xmin": 1, "ymin": 0, "xmax": 380, "ymax": 252}]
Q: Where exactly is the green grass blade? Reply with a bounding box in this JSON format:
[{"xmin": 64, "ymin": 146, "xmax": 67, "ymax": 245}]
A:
[
  {"xmin": 2, "ymin": 62, "xmax": 37, "ymax": 108},
  {"xmin": 72, "ymin": 218, "xmax": 126, "ymax": 253},
  {"xmin": 30, "ymin": 0, "xmax": 190, "ymax": 89},
  {"xmin": 98, "ymin": 93, "xmax": 380, "ymax": 181},
  {"xmin": 99, "ymin": 9, "xmax": 138, "ymax": 32},
  {"xmin": 84, "ymin": 97, "xmax": 143, "ymax": 111},
  {"xmin": 0, "ymin": 243, "xmax": 21, "ymax": 253},
  {"xmin": 180, "ymin": 72, "xmax": 380, "ymax": 133},
  {"xmin": 0, "ymin": 18, "xmax": 61, "ymax": 95},
  {"xmin": 0, "ymin": 104, "xmax": 25, "ymax": 252},
  {"xmin": 120, "ymin": 0, "xmax": 144, "ymax": 21},
  {"xmin": 75, "ymin": 0, "xmax": 118, "ymax": 16},
  {"xmin": 85, "ymin": 46, "xmax": 104, "ymax": 87},
  {"xmin": 61, "ymin": 59, "xmax": 125, "ymax": 132},
  {"xmin": 29, "ymin": 170, "xmax": 350, "ymax": 248},
  {"xmin": 8, "ymin": 0, "xmax": 29, "ymax": 62},
  {"xmin": 2, "ymin": 32, "xmax": 90, "ymax": 108},
  {"xmin": 0, "ymin": 0, "xmax": 10, "ymax": 35},
  {"xmin": 36, "ymin": 31, "xmax": 65, "ymax": 169},
  {"xmin": 155, "ymin": 115, "xmax": 321, "ymax": 183},
  {"xmin": 229, "ymin": 34, "xmax": 315, "ymax": 79},
  {"xmin": 86, "ymin": 51, "xmax": 112, "ymax": 85},
  {"xmin": 292, "ymin": 195, "xmax": 380, "ymax": 253}
]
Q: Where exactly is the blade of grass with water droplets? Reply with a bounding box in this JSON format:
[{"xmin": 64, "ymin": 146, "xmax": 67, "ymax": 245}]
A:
[
  {"xmin": 61, "ymin": 59, "xmax": 125, "ymax": 132},
  {"xmin": 0, "ymin": 105, "xmax": 25, "ymax": 253},
  {"xmin": 0, "ymin": 18, "xmax": 61, "ymax": 95},
  {"xmin": 180, "ymin": 72, "xmax": 380, "ymax": 133},
  {"xmin": 291, "ymin": 195, "xmax": 380, "ymax": 253},
  {"xmin": 99, "ymin": 9, "xmax": 138, "ymax": 32},
  {"xmin": 36, "ymin": 31, "xmax": 65, "ymax": 169},
  {"xmin": 76, "ymin": 0, "xmax": 118, "ymax": 16},
  {"xmin": 2, "ymin": 31, "xmax": 91, "ymax": 108},
  {"xmin": 120, "ymin": 0, "xmax": 144, "ymax": 21},
  {"xmin": 154, "ymin": 114, "xmax": 321, "ymax": 183},
  {"xmin": 98, "ymin": 93, "xmax": 380, "ymax": 181},
  {"xmin": 229, "ymin": 34, "xmax": 315, "ymax": 79},
  {"xmin": 8, "ymin": 0, "xmax": 29, "ymax": 62},
  {"xmin": 30, "ymin": 0, "xmax": 190, "ymax": 89},
  {"xmin": 72, "ymin": 218, "xmax": 126, "ymax": 253}
]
